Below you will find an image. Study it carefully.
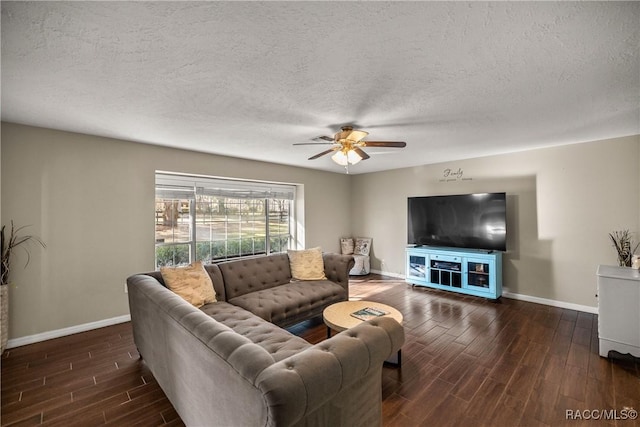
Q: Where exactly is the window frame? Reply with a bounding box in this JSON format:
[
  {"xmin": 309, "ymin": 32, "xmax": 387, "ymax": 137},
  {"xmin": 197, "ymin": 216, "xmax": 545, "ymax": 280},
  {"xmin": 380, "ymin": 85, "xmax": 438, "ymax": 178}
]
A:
[{"xmin": 155, "ymin": 172, "xmax": 296, "ymax": 268}]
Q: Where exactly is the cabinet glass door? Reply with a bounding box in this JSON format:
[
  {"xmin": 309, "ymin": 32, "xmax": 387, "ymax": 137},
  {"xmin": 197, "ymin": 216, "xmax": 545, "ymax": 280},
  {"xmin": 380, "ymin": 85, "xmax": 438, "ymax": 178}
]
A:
[
  {"xmin": 408, "ymin": 255, "xmax": 427, "ymax": 279},
  {"xmin": 467, "ymin": 260, "xmax": 491, "ymax": 289}
]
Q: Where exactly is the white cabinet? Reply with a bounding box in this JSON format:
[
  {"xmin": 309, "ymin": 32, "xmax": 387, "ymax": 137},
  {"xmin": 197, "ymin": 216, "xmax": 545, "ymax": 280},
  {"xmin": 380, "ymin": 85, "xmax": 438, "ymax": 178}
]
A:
[{"xmin": 596, "ymin": 265, "xmax": 640, "ymax": 358}]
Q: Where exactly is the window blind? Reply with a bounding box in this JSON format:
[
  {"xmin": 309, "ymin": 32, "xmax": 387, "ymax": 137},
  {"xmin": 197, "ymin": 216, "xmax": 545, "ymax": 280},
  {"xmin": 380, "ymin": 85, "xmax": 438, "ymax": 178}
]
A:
[{"xmin": 156, "ymin": 172, "xmax": 296, "ymax": 200}]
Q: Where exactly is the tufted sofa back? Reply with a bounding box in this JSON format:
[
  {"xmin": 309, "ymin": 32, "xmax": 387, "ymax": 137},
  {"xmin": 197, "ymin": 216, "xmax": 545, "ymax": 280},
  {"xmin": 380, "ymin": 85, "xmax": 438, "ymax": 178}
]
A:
[
  {"xmin": 218, "ymin": 253, "xmax": 292, "ymax": 300},
  {"xmin": 146, "ymin": 252, "xmax": 353, "ymax": 303}
]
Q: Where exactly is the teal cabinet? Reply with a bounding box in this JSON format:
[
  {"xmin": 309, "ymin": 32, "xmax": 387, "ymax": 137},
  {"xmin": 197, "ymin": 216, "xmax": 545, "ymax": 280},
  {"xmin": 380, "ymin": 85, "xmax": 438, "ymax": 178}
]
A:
[{"xmin": 405, "ymin": 247, "xmax": 502, "ymax": 300}]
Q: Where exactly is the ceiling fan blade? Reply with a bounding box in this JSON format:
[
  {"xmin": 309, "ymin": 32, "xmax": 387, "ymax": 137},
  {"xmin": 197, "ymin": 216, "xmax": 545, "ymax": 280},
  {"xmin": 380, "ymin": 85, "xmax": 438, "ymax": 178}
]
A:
[
  {"xmin": 353, "ymin": 147, "xmax": 370, "ymax": 160},
  {"xmin": 314, "ymin": 135, "xmax": 335, "ymax": 142},
  {"xmin": 361, "ymin": 141, "xmax": 407, "ymax": 148},
  {"xmin": 308, "ymin": 148, "xmax": 337, "ymax": 160},
  {"xmin": 336, "ymin": 127, "xmax": 368, "ymax": 142},
  {"xmin": 293, "ymin": 142, "xmax": 334, "ymax": 146}
]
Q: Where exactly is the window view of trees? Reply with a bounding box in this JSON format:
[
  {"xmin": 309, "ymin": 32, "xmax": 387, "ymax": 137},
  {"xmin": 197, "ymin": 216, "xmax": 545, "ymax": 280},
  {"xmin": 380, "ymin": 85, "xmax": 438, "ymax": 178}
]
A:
[{"xmin": 155, "ymin": 194, "xmax": 291, "ymax": 267}]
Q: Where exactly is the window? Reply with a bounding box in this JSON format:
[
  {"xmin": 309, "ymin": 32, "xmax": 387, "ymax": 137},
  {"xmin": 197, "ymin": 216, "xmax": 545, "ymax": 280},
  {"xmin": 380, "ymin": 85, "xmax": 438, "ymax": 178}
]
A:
[{"xmin": 155, "ymin": 172, "xmax": 296, "ymax": 268}]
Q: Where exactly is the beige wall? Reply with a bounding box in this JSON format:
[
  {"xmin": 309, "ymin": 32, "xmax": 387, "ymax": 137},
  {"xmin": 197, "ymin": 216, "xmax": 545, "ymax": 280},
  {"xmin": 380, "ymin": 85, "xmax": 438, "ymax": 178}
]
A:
[
  {"xmin": 2, "ymin": 121, "xmax": 639, "ymax": 341},
  {"xmin": 351, "ymin": 135, "xmax": 640, "ymax": 308},
  {"xmin": 1, "ymin": 123, "xmax": 351, "ymax": 339}
]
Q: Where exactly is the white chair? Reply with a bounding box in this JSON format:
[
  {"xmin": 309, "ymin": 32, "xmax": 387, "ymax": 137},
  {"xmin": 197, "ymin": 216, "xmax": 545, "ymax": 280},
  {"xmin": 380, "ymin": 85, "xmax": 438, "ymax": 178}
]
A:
[{"xmin": 341, "ymin": 237, "xmax": 372, "ymax": 275}]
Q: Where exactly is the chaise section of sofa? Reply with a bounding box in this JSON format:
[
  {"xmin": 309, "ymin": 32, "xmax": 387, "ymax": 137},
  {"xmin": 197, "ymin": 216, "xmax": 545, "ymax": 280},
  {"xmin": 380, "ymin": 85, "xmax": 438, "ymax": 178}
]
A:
[{"xmin": 255, "ymin": 317, "xmax": 404, "ymax": 427}]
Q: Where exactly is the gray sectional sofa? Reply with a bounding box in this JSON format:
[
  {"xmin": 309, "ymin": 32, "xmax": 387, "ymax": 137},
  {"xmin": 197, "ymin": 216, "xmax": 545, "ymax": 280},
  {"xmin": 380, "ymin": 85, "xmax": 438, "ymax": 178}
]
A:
[{"xmin": 126, "ymin": 253, "xmax": 405, "ymax": 427}]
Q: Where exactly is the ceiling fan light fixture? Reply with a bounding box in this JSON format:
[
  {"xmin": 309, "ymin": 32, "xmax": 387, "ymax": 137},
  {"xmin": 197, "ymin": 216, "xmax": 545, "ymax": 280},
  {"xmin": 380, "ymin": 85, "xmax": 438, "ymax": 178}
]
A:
[
  {"xmin": 331, "ymin": 149, "xmax": 362, "ymax": 166},
  {"xmin": 347, "ymin": 149, "xmax": 363, "ymax": 164},
  {"xmin": 331, "ymin": 150, "xmax": 349, "ymax": 166}
]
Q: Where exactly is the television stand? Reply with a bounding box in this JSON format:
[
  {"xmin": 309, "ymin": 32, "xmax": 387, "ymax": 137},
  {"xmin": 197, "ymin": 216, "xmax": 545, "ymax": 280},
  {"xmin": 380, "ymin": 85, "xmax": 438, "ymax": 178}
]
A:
[{"xmin": 406, "ymin": 246, "xmax": 502, "ymax": 300}]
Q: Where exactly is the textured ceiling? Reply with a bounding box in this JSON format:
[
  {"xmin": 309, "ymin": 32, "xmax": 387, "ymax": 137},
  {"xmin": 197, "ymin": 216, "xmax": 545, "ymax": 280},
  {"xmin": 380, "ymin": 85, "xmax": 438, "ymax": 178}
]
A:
[{"xmin": 2, "ymin": 1, "xmax": 639, "ymax": 174}]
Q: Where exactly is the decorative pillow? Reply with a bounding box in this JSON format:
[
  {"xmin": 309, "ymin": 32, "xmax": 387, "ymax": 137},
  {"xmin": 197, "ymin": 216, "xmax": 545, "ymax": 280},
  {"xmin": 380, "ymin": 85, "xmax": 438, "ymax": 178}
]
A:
[
  {"xmin": 340, "ymin": 238, "xmax": 355, "ymax": 255},
  {"xmin": 288, "ymin": 247, "xmax": 327, "ymax": 280},
  {"xmin": 160, "ymin": 261, "xmax": 217, "ymax": 308},
  {"xmin": 354, "ymin": 238, "xmax": 372, "ymax": 256}
]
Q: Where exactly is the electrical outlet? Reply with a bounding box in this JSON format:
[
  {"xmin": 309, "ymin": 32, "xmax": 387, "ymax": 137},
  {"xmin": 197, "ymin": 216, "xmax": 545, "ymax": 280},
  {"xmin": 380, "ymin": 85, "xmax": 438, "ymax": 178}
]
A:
[{"xmin": 124, "ymin": 283, "xmax": 128, "ymax": 294}]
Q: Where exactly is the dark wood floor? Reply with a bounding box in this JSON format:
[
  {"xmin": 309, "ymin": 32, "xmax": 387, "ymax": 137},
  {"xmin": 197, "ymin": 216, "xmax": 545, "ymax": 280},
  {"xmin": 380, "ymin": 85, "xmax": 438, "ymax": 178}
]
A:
[{"xmin": 2, "ymin": 275, "xmax": 639, "ymax": 426}]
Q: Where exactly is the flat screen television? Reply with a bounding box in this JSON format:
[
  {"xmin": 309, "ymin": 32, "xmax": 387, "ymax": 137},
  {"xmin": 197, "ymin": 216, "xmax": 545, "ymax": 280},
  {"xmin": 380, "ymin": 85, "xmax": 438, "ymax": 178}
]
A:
[{"xmin": 407, "ymin": 192, "xmax": 507, "ymax": 252}]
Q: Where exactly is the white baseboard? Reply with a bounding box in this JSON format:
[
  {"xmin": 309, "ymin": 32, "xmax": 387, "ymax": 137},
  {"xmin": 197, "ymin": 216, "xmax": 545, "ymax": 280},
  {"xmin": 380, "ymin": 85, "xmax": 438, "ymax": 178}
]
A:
[
  {"xmin": 370, "ymin": 269, "xmax": 405, "ymax": 279},
  {"xmin": 501, "ymin": 290, "xmax": 597, "ymax": 314},
  {"xmin": 372, "ymin": 270, "xmax": 597, "ymax": 314},
  {"xmin": 6, "ymin": 314, "xmax": 131, "ymax": 349}
]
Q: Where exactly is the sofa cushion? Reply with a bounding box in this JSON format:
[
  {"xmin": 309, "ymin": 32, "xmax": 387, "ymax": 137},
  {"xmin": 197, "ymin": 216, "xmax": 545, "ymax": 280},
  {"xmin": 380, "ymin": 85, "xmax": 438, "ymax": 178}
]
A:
[
  {"xmin": 200, "ymin": 302, "xmax": 311, "ymax": 362},
  {"xmin": 287, "ymin": 247, "xmax": 327, "ymax": 280},
  {"xmin": 228, "ymin": 280, "xmax": 346, "ymax": 328},
  {"xmin": 160, "ymin": 261, "xmax": 217, "ymax": 308}
]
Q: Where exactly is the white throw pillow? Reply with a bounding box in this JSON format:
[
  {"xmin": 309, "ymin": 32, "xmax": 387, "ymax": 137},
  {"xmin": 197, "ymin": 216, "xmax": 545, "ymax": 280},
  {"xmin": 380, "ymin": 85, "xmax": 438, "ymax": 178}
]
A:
[
  {"xmin": 340, "ymin": 238, "xmax": 355, "ymax": 255},
  {"xmin": 354, "ymin": 238, "xmax": 372, "ymax": 256}
]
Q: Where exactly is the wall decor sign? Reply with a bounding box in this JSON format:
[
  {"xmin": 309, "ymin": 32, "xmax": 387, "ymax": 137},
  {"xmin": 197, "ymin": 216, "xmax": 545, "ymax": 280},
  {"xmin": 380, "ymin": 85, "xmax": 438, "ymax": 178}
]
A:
[{"xmin": 439, "ymin": 168, "xmax": 472, "ymax": 182}]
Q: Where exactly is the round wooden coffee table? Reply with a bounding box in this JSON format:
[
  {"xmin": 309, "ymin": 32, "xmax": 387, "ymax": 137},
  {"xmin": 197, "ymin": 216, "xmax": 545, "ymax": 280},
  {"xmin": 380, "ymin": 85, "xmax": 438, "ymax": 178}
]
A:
[{"xmin": 323, "ymin": 300, "xmax": 403, "ymax": 366}]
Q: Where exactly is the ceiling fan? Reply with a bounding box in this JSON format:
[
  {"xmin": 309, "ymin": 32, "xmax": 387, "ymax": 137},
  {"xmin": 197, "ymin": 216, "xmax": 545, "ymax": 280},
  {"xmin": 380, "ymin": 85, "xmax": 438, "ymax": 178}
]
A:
[{"xmin": 294, "ymin": 126, "xmax": 406, "ymax": 168}]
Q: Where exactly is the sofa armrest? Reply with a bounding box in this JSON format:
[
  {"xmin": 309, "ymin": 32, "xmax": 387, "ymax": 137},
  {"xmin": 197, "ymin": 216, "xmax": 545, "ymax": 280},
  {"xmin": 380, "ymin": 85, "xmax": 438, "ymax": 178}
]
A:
[
  {"xmin": 256, "ymin": 316, "xmax": 404, "ymax": 426},
  {"xmin": 323, "ymin": 253, "xmax": 354, "ymax": 294},
  {"xmin": 127, "ymin": 274, "xmax": 280, "ymax": 426}
]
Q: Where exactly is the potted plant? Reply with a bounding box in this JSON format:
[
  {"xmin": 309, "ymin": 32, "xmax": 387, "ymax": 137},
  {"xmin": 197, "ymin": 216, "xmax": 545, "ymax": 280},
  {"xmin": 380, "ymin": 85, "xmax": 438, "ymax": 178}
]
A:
[
  {"xmin": 609, "ymin": 229, "xmax": 640, "ymax": 267},
  {"xmin": 1, "ymin": 221, "xmax": 46, "ymax": 352}
]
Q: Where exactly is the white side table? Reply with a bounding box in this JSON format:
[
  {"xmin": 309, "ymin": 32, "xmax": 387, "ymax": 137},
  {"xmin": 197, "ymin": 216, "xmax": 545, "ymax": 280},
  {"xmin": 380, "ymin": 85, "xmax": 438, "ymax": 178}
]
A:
[{"xmin": 596, "ymin": 265, "xmax": 640, "ymax": 358}]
